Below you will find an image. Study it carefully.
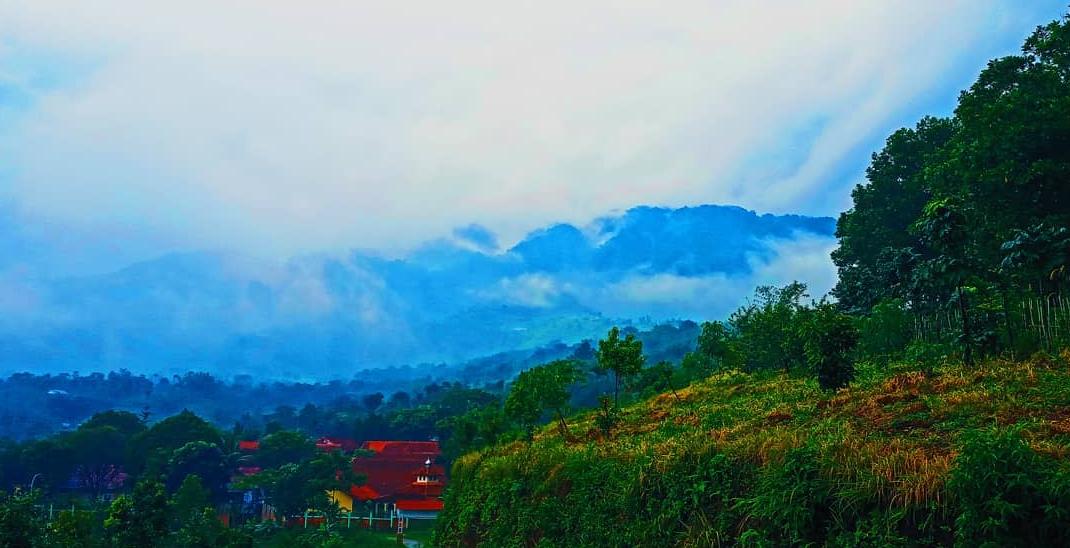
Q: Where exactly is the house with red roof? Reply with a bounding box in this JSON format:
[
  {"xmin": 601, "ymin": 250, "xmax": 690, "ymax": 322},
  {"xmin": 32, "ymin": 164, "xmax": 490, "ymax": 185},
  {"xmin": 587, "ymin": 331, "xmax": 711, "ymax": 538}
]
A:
[{"xmin": 350, "ymin": 440, "xmax": 446, "ymax": 518}]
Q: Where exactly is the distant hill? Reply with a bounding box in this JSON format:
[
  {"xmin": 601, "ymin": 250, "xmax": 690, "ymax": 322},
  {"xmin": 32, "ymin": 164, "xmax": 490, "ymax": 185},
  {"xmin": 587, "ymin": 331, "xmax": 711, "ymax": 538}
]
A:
[{"xmin": 0, "ymin": 204, "xmax": 833, "ymax": 378}]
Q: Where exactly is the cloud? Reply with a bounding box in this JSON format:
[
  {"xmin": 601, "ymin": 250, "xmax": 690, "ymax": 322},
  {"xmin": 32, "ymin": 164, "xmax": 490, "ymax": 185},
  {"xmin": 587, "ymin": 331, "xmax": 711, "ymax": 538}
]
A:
[
  {"xmin": 0, "ymin": 1, "xmax": 1061, "ymax": 265},
  {"xmin": 475, "ymin": 273, "xmax": 565, "ymax": 308},
  {"xmin": 570, "ymin": 233, "xmax": 839, "ymax": 320},
  {"xmin": 452, "ymin": 224, "xmax": 499, "ymax": 252}
]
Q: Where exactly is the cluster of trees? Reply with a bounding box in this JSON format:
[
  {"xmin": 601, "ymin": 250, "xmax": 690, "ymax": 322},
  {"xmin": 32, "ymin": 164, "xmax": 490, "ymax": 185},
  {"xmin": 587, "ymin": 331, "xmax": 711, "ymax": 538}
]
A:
[
  {"xmin": 833, "ymin": 14, "xmax": 1070, "ymax": 362},
  {"xmin": 0, "ymin": 321, "xmax": 700, "ymax": 442},
  {"xmin": 0, "ymin": 365, "xmax": 502, "ymax": 441},
  {"xmin": 0, "ymin": 407, "xmax": 385, "ymax": 547},
  {"xmin": 485, "ymin": 297, "xmax": 859, "ymax": 447},
  {"xmin": 681, "ymin": 283, "xmax": 860, "ymax": 390}
]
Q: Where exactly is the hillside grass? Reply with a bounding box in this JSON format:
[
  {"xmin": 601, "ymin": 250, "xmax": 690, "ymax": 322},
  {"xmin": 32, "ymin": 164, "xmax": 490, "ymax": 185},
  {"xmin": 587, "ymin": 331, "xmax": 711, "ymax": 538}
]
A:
[{"xmin": 435, "ymin": 351, "xmax": 1070, "ymax": 546}]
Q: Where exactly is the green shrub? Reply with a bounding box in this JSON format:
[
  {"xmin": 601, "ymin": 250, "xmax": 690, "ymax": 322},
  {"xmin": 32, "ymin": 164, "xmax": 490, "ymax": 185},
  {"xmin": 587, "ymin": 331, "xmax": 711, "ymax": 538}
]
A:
[
  {"xmin": 594, "ymin": 395, "xmax": 617, "ymax": 436},
  {"xmin": 802, "ymin": 303, "xmax": 860, "ymax": 390},
  {"xmin": 949, "ymin": 427, "xmax": 1070, "ymax": 547},
  {"xmin": 736, "ymin": 445, "xmax": 833, "ymax": 545},
  {"xmin": 858, "ymin": 299, "xmax": 913, "ymax": 361}
]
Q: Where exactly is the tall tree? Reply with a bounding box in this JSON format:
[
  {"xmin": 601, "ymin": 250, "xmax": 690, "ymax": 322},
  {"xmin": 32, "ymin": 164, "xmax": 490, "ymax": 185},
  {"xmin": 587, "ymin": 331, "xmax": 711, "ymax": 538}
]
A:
[
  {"xmin": 170, "ymin": 474, "xmax": 211, "ymax": 527},
  {"xmin": 165, "ymin": 441, "xmax": 228, "ymax": 500},
  {"xmin": 505, "ymin": 361, "xmax": 579, "ymax": 439},
  {"xmin": 128, "ymin": 410, "xmax": 221, "ymax": 478},
  {"xmin": 832, "ymin": 117, "xmax": 955, "ymax": 313},
  {"xmin": 596, "ymin": 327, "xmax": 645, "ymax": 407},
  {"xmin": 913, "ymin": 199, "xmax": 977, "ymax": 365}
]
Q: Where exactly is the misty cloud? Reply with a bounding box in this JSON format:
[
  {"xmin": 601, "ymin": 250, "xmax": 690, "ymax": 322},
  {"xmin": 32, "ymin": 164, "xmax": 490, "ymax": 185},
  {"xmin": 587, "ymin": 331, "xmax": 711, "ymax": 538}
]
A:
[
  {"xmin": 0, "ymin": 2, "xmax": 1060, "ymax": 266},
  {"xmin": 453, "ymin": 224, "xmax": 499, "ymax": 252}
]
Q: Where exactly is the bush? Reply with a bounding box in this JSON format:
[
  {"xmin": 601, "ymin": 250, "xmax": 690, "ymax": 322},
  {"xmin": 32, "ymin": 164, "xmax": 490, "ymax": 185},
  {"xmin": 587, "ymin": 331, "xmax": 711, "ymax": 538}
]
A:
[
  {"xmin": 949, "ymin": 427, "xmax": 1070, "ymax": 547},
  {"xmin": 594, "ymin": 395, "xmax": 617, "ymax": 436},
  {"xmin": 737, "ymin": 445, "xmax": 834, "ymax": 545},
  {"xmin": 802, "ymin": 303, "xmax": 860, "ymax": 390}
]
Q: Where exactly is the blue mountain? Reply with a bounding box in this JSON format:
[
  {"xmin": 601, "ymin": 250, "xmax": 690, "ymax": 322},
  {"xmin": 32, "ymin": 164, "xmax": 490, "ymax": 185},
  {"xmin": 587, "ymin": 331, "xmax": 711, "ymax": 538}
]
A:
[{"xmin": 0, "ymin": 204, "xmax": 834, "ymax": 379}]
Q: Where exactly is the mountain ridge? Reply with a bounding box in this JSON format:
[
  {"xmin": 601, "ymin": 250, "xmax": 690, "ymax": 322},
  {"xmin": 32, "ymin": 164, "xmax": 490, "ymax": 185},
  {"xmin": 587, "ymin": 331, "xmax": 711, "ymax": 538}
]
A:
[{"xmin": 0, "ymin": 204, "xmax": 835, "ymax": 378}]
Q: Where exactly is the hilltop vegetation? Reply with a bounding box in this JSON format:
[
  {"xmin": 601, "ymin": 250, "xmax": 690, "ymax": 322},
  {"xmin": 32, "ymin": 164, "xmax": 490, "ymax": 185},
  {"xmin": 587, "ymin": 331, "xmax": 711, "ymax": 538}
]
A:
[
  {"xmin": 435, "ymin": 12, "xmax": 1070, "ymax": 547},
  {"xmin": 437, "ymin": 353, "xmax": 1070, "ymax": 546}
]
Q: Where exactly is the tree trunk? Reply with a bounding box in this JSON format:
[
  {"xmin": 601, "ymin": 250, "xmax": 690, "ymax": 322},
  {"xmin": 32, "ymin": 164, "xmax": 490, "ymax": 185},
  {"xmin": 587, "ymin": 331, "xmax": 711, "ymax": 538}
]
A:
[
  {"xmin": 1001, "ymin": 290, "xmax": 1016, "ymax": 357},
  {"xmin": 613, "ymin": 371, "xmax": 620, "ymax": 408},
  {"xmin": 555, "ymin": 409, "xmax": 569, "ymax": 438},
  {"xmin": 958, "ymin": 285, "xmax": 973, "ymax": 366},
  {"xmin": 664, "ymin": 373, "xmax": 681, "ymax": 403}
]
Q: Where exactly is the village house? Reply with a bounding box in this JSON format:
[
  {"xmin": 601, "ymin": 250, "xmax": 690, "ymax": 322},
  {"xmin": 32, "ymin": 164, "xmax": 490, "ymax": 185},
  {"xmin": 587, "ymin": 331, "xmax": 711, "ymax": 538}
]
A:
[
  {"xmin": 233, "ymin": 436, "xmax": 446, "ymax": 526},
  {"xmin": 348, "ymin": 440, "xmax": 446, "ymax": 520}
]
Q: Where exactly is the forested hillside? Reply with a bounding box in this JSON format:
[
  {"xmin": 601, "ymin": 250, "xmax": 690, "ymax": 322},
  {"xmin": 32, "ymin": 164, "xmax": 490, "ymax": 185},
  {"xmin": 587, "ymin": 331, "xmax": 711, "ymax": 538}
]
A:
[
  {"xmin": 434, "ymin": 13, "xmax": 1070, "ymax": 547},
  {"xmin": 0, "ymin": 321, "xmax": 698, "ymax": 441}
]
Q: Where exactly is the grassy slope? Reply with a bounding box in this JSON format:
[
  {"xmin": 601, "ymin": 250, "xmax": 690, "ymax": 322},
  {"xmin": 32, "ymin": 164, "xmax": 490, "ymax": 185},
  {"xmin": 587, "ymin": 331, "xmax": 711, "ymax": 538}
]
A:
[{"xmin": 435, "ymin": 352, "xmax": 1070, "ymax": 546}]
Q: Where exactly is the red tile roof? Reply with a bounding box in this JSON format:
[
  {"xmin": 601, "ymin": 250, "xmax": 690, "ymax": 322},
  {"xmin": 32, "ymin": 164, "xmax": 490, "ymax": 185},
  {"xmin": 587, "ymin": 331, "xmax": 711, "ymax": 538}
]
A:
[
  {"xmin": 396, "ymin": 499, "xmax": 443, "ymax": 511},
  {"xmin": 238, "ymin": 440, "xmax": 259, "ymax": 451},
  {"xmin": 350, "ymin": 484, "xmax": 380, "ymax": 501},
  {"xmin": 361, "ymin": 440, "xmax": 440, "ymax": 456},
  {"xmin": 352, "ymin": 440, "xmax": 445, "ymax": 500}
]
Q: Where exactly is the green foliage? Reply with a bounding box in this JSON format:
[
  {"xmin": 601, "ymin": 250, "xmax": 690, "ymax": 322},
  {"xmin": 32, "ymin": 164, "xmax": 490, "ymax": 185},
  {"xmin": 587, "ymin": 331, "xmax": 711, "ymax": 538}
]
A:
[
  {"xmin": 832, "ymin": 116, "xmax": 955, "ymax": 313},
  {"xmin": 437, "ymin": 404, "xmax": 507, "ymax": 460},
  {"xmin": 802, "ymin": 302, "xmax": 860, "ymax": 390},
  {"xmin": 104, "ymin": 479, "xmax": 169, "ymax": 548},
  {"xmin": 730, "ymin": 282, "xmax": 810, "ymax": 373},
  {"xmin": 949, "ymin": 427, "xmax": 1070, "ymax": 547},
  {"xmin": 594, "ymin": 395, "xmax": 617, "ymax": 436},
  {"xmin": 236, "ymin": 449, "xmax": 360, "ymax": 522},
  {"xmin": 737, "ymin": 445, "xmax": 833, "ymax": 546},
  {"xmin": 437, "ymin": 350, "xmax": 1070, "ymax": 547},
  {"xmin": 1001, "ymin": 223, "xmax": 1070, "ymax": 288},
  {"xmin": 505, "ymin": 360, "xmax": 580, "ymax": 438},
  {"xmin": 64, "ymin": 425, "xmax": 127, "ymax": 499},
  {"xmin": 45, "ymin": 509, "xmax": 96, "ymax": 548},
  {"xmin": 857, "ymin": 299, "xmax": 913, "ymax": 361},
  {"xmin": 255, "ymin": 431, "xmax": 314, "ymax": 470},
  {"xmin": 596, "ymin": 326, "xmax": 646, "ymax": 406},
  {"xmin": 0, "ymin": 490, "xmax": 44, "ymax": 548},
  {"xmin": 128, "ymin": 410, "xmax": 221, "ymax": 478},
  {"xmin": 831, "ymin": 11, "xmax": 1070, "ymax": 363},
  {"xmin": 635, "ymin": 360, "xmax": 682, "ymax": 399},
  {"xmin": 170, "ymin": 474, "xmax": 210, "ymax": 526},
  {"xmin": 165, "ymin": 441, "xmax": 227, "ymax": 499},
  {"xmin": 696, "ymin": 320, "xmax": 741, "ymax": 370},
  {"xmin": 174, "ymin": 507, "xmax": 251, "ymax": 548},
  {"xmin": 80, "ymin": 411, "xmax": 147, "ymax": 440}
]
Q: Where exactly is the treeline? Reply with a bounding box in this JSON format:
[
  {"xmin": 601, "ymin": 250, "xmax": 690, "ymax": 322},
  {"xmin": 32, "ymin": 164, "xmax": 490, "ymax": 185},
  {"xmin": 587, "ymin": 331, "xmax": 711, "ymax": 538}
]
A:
[
  {"xmin": 832, "ymin": 13, "xmax": 1070, "ymax": 361},
  {"xmin": 0, "ymin": 321, "xmax": 698, "ymax": 441}
]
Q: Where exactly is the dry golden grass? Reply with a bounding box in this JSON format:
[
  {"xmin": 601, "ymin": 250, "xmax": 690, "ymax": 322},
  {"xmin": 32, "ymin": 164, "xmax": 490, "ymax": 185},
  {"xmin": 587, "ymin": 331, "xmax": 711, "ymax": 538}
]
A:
[{"xmin": 489, "ymin": 354, "xmax": 1070, "ymax": 520}]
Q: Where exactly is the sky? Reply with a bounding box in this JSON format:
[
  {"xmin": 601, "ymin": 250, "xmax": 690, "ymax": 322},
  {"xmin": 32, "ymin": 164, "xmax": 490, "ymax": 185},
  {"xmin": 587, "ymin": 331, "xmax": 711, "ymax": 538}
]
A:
[{"xmin": 0, "ymin": 1, "xmax": 1066, "ymax": 277}]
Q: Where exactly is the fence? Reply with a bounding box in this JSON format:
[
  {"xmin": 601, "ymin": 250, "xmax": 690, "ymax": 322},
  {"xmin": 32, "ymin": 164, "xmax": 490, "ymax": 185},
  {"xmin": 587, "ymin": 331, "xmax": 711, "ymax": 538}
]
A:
[{"xmin": 912, "ymin": 292, "xmax": 1070, "ymax": 353}]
